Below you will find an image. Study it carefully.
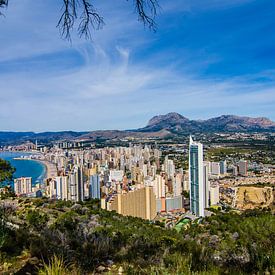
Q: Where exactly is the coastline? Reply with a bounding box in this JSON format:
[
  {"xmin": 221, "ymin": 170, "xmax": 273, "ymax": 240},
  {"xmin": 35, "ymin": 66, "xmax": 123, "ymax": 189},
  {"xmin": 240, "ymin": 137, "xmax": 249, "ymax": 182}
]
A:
[
  {"xmin": 18, "ymin": 158, "xmax": 58, "ymax": 180},
  {"xmin": 37, "ymin": 160, "xmax": 57, "ymax": 180},
  {"xmin": 8, "ymin": 155, "xmax": 58, "ymax": 181}
]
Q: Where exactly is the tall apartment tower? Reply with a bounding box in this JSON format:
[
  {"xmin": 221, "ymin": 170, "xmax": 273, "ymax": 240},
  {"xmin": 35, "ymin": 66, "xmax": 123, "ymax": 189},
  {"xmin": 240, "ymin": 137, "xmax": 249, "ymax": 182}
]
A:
[
  {"xmin": 89, "ymin": 174, "xmax": 101, "ymax": 199},
  {"xmin": 219, "ymin": 160, "xmax": 227, "ymax": 174},
  {"xmin": 211, "ymin": 162, "xmax": 220, "ymax": 176},
  {"xmin": 238, "ymin": 160, "xmax": 248, "ymax": 176},
  {"xmin": 107, "ymin": 186, "xmax": 157, "ymax": 220},
  {"xmin": 189, "ymin": 136, "xmax": 205, "ymax": 217},
  {"xmin": 14, "ymin": 177, "xmax": 32, "ymax": 195},
  {"xmin": 69, "ymin": 166, "xmax": 84, "ymax": 202},
  {"xmin": 55, "ymin": 176, "xmax": 69, "ymax": 200},
  {"xmin": 203, "ymin": 163, "xmax": 209, "ymax": 208}
]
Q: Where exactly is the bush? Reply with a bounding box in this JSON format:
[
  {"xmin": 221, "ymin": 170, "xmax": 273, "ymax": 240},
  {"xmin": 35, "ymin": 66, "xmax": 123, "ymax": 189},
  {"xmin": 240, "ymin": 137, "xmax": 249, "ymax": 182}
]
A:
[{"xmin": 26, "ymin": 210, "xmax": 49, "ymax": 229}]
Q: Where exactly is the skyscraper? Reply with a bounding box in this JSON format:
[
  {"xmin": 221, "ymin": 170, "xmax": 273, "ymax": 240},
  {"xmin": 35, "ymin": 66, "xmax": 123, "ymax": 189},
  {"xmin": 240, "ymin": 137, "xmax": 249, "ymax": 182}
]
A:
[
  {"xmin": 211, "ymin": 162, "xmax": 220, "ymax": 176},
  {"xmin": 107, "ymin": 186, "xmax": 157, "ymax": 220},
  {"xmin": 14, "ymin": 177, "xmax": 32, "ymax": 195},
  {"xmin": 89, "ymin": 174, "xmax": 101, "ymax": 199},
  {"xmin": 55, "ymin": 176, "xmax": 69, "ymax": 200},
  {"xmin": 189, "ymin": 136, "xmax": 205, "ymax": 217},
  {"xmin": 203, "ymin": 163, "xmax": 209, "ymax": 208},
  {"xmin": 238, "ymin": 160, "xmax": 248, "ymax": 176},
  {"xmin": 69, "ymin": 166, "xmax": 84, "ymax": 202},
  {"xmin": 219, "ymin": 160, "xmax": 227, "ymax": 174}
]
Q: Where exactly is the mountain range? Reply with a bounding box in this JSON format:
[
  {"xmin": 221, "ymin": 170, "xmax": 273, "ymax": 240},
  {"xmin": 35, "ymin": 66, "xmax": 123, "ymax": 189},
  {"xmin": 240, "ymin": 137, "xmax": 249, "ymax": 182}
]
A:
[
  {"xmin": 0, "ymin": 113, "xmax": 274, "ymax": 145},
  {"xmin": 137, "ymin": 112, "xmax": 275, "ymax": 133}
]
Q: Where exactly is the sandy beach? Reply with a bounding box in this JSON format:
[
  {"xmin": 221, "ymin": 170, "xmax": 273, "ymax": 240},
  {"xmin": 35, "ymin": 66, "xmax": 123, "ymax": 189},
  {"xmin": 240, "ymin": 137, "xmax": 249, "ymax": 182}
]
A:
[{"xmin": 38, "ymin": 160, "xmax": 57, "ymax": 179}]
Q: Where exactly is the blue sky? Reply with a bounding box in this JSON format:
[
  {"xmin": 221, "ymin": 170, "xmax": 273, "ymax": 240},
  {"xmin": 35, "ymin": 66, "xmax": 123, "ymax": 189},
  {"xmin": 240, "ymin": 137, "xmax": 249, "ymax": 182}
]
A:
[{"xmin": 0, "ymin": 0, "xmax": 274, "ymax": 131}]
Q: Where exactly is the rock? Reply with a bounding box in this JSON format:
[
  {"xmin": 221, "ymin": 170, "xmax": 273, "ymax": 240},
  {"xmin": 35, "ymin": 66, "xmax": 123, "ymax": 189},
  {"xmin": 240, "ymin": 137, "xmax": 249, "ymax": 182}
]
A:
[
  {"xmin": 209, "ymin": 235, "xmax": 219, "ymax": 248},
  {"xmin": 232, "ymin": 232, "xmax": 239, "ymax": 240},
  {"xmin": 106, "ymin": 260, "xmax": 114, "ymax": 266},
  {"xmin": 82, "ymin": 206, "xmax": 89, "ymax": 214},
  {"xmin": 71, "ymin": 203, "xmax": 82, "ymax": 211},
  {"xmin": 96, "ymin": 265, "xmax": 106, "ymax": 272},
  {"xmin": 118, "ymin": 266, "xmax": 124, "ymax": 274},
  {"xmin": 28, "ymin": 257, "xmax": 39, "ymax": 265}
]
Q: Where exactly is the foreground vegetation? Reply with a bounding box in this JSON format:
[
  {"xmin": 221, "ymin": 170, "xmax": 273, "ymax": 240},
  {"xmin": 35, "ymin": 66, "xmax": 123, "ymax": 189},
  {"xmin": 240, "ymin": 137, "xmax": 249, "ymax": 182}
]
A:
[
  {"xmin": 0, "ymin": 158, "xmax": 15, "ymax": 185},
  {"xmin": 0, "ymin": 197, "xmax": 274, "ymax": 274}
]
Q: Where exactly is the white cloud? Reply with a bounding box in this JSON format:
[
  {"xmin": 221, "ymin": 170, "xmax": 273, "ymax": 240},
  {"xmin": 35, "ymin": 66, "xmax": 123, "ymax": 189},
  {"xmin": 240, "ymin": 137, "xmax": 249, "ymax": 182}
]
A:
[{"xmin": 0, "ymin": 0, "xmax": 274, "ymax": 131}]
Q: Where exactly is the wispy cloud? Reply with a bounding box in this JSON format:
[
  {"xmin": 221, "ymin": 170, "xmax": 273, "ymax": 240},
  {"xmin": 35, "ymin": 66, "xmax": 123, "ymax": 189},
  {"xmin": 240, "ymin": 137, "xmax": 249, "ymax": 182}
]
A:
[{"xmin": 0, "ymin": 0, "xmax": 274, "ymax": 131}]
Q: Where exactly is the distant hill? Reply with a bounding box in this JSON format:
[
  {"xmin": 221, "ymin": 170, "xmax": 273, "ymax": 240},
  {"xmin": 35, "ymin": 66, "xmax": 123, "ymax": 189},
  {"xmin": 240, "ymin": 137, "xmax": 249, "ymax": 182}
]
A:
[
  {"xmin": 0, "ymin": 131, "xmax": 88, "ymax": 145},
  {"xmin": 0, "ymin": 113, "xmax": 274, "ymax": 145},
  {"xmin": 137, "ymin": 113, "xmax": 275, "ymax": 134}
]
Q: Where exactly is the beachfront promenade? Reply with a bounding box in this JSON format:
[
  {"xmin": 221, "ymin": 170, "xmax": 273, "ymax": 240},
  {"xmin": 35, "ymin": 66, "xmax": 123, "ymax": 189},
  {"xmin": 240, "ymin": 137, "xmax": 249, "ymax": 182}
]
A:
[{"xmin": 43, "ymin": 161, "xmax": 57, "ymax": 179}]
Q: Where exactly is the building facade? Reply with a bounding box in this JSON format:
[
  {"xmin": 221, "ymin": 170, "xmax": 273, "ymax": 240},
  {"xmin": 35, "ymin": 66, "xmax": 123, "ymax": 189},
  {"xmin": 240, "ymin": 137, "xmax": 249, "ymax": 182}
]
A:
[
  {"xmin": 106, "ymin": 186, "xmax": 157, "ymax": 220},
  {"xmin": 189, "ymin": 136, "xmax": 205, "ymax": 217},
  {"xmin": 14, "ymin": 177, "xmax": 32, "ymax": 195},
  {"xmin": 89, "ymin": 174, "xmax": 101, "ymax": 199}
]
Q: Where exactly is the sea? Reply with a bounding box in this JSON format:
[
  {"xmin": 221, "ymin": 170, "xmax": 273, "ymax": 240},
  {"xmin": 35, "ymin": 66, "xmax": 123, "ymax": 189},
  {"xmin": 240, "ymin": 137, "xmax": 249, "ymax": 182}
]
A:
[{"xmin": 0, "ymin": 151, "xmax": 46, "ymax": 186}]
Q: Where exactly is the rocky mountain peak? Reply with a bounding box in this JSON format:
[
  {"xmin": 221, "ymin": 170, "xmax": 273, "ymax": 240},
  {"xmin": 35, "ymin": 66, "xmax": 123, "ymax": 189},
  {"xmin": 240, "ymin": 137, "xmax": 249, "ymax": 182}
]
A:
[{"xmin": 147, "ymin": 112, "xmax": 189, "ymax": 127}]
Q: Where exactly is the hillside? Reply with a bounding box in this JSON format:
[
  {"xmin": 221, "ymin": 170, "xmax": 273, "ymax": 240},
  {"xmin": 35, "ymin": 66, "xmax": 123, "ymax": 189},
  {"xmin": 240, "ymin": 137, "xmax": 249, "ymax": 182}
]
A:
[{"xmin": 0, "ymin": 198, "xmax": 274, "ymax": 274}]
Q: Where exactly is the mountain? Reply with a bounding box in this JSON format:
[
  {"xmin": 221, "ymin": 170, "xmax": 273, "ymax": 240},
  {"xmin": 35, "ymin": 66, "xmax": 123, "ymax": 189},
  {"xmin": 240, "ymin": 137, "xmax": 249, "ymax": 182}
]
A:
[
  {"xmin": 138, "ymin": 112, "xmax": 197, "ymax": 133},
  {"xmin": 202, "ymin": 115, "xmax": 275, "ymax": 132},
  {"xmin": 0, "ymin": 113, "xmax": 274, "ymax": 145},
  {"xmin": 147, "ymin": 112, "xmax": 189, "ymax": 128},
  {"xmin": 137, "ymin": 113, "xmax": 275, "ymax": 133}
]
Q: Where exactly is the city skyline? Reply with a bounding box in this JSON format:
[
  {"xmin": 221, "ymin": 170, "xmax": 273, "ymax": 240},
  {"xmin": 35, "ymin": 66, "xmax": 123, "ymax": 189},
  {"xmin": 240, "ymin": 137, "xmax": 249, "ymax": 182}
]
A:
[{"xmin": 0, "ymin": 0, "xmax": 275, "ymax": 131}]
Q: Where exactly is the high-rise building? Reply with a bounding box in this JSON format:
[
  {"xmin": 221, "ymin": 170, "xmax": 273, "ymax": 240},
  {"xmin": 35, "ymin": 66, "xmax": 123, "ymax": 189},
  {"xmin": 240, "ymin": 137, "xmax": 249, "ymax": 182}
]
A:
[
  {"xmin": 238, "ymin": 160, "xmax": 248, "ymax": 176},
  {"xmin": 109, "ymin": 170, "xmax": 124, "ymax": 182},
  {"xmin": 106, "ymin": 186, "xmax": 156, "ymax": 220},
  {"xmin": 210, "ymin": 185, "xmax": 219, "ymax": 205},
  {"xmin": 183, "ymin": 172, "xmax": 189, "ymax": 192},
  {"xmin": 14, "ymin": 177, "xmax": 32, "ymax": 195},
  {"xmin": 232, "ymin": 165, "xmax": 238, "ymax": 176},
  {"xmin": 69, "ymin": 166, "xmax": 84, "ymax": 202},
  {"xmin": 56, "ymin": 176, "xmax": 69, "ymax": 200},
  {"xmin": 89, "ymin": 174, "xmax": 101, "ymax": 199},
  {"xmin": 174, "ymin": 173, "xmax": 182, "ymax": 197},
  {"xmin": 219, "ymin": 160, "xmax": 227, "ymax": 174},
  {"xmin": 152, "ymin": 174, "xmax": 165, "ymax": 198},
  {"xmin": 211, "ymin": 162, "xmax": 220, "ymax": 176},
  {"xmin": 189, "ymin": 136, "xmax": 205, "ymax": 217},
  {"xmin": 167, "ymin": 159, "xmax": 175, "ymax": 179},
  {"xmin": 203, "ymin": 163, "xmax": 209, "ymax": 208}
]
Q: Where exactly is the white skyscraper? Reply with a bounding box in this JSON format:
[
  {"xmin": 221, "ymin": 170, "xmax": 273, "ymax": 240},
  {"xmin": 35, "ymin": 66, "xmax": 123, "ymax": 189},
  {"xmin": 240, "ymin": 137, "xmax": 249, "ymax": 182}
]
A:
[
  {"xmin": 210, "ymin": 184, "xmax": 220, "ymax": 205},
  {"xmin": 211, "ymin": 162, "xmax": 220, "ymax": 176},
  {"xmin": 14, "ymin": 177, "xmax": 32, "ymax": 195},
  {"xmin": 167, "ymin": 159, "xmax": 175, "ymax": 179},
  {"xmin": 189, "ymin": 136, "xmax": 205, "ymax": 217},
  {"xmin": 152, "ymin": 175, "xmax": 165, "ymax": 198},
  {"xmin": 203, "ymin": 163, "xmax": 209, "ymax": 208},
  {"xmin": 55, "ymin": 176, "xmax": 69, "ymax": 200},
  {"xmin": 69, "ymin": 166, "xmax": 84, "ymax": 202}
]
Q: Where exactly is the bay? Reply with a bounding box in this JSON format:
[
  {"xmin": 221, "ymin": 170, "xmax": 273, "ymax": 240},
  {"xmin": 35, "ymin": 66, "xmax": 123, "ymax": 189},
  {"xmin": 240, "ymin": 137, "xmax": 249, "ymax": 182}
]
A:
[{"xmin": 0, "ymin": 151, "xmax": 46, "ymax": 186}]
